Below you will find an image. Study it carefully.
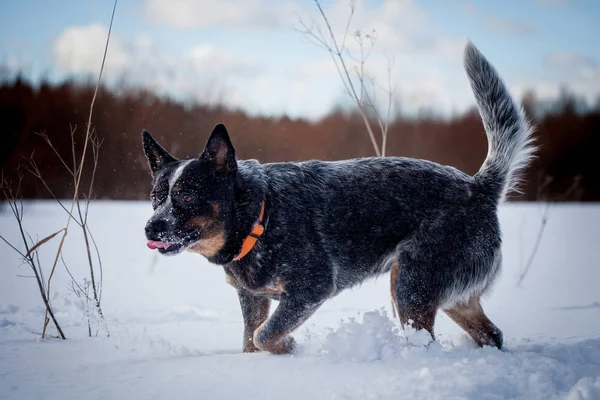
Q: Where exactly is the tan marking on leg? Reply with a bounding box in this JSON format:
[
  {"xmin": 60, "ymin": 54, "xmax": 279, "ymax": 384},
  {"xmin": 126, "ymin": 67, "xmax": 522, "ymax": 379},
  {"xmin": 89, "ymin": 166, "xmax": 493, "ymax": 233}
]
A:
[
  {"xmin": 258, "ymin": 278, "xmax": 286, "ymax": 296},
  {"xmin": 390, "ymin": 263, "xmax": 399, "ymax": 319},
  {"xmin": 225, "ymin": 274, "xmax": 240, "ymax": 289},
  {"xmin": 244, "ymin": 297, "xmax": 270, "ymax": 353},
  {"xmin": 444, "ymin": 296, "xmax": 502, "ymax": 348}
]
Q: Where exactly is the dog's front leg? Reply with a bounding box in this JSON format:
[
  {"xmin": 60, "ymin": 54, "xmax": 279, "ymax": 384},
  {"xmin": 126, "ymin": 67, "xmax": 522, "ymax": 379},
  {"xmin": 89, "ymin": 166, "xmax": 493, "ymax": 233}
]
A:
[
  {"xmin": 237, "ymin": 289, "xmax": 271, "ymax": 353},
  {"xmin": 253, "ymin": 292, "xmax": 324, "ymax": 355}
]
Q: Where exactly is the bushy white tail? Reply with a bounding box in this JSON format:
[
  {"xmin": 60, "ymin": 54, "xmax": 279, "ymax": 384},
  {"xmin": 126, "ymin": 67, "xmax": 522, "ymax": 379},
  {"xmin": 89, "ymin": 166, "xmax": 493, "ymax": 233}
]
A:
[{"xmin": 464, "ymin": 41, "xmax": 536, "ymax": 202}]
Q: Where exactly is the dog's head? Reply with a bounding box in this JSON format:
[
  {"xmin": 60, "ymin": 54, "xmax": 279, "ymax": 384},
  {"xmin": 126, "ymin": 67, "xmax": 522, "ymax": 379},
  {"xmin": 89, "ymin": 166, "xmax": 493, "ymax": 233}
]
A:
[{"xmin": 142, "ymin": 124, "xmax": 237, "ymax": 257}]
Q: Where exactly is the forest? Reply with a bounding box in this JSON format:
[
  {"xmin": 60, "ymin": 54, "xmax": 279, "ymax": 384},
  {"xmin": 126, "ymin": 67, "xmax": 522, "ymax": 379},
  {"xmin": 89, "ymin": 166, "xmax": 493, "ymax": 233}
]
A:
[{"xmin": 1, "ymin": 74, "xmax": 598, "ymax": 201}]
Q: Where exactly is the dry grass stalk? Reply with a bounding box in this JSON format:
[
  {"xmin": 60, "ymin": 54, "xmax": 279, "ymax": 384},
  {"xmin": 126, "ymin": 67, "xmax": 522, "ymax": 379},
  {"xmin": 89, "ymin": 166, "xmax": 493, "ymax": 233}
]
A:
[
  {"xmin": 30, "ymin": 126, "xmax": 109, "ymax": 337},
  {"xmin": 0, "ymin": 0, "xmax": 117, "ymax": 339}
]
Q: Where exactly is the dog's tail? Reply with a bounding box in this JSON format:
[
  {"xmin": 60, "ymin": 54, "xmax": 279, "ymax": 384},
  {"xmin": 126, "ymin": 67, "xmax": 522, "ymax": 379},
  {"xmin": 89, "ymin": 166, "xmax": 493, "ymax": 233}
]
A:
[{"xmin": 464, "ymin": 41, "xmax": 536, "ymax": 203}]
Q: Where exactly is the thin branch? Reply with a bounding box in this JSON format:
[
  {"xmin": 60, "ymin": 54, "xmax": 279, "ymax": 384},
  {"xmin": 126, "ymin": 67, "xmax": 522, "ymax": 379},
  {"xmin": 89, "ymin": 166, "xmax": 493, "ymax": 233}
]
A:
[
  {"xmin": 517, "ymin": 175, "xmax": 581, "ymax": 286},
  {"xmin": 84, "ymin": 129, "xmax": 103, "ymax": 225},
  {"xmin": 61, "ymin": 254, "xmax": 92, "ymax": 302},
  {"xmin": 381, "ymin": 55, "xmax": 395, "ymax": 157},
  {"xmin": 517, "ymin": 204, "xmax": 550, "ymax": 286},
  {"xmin": 27, "ymin": 160, "xmax": 83, "ymax": 227},
  {"xmin": 292, "ymin": 16, "xmax": 331, "ymax": 51},
  {"xmin": 36, "ymin": 132, "xmax": 74, "ymax": 176},
  {"xmin": 87, "ymin": 227, "xmax": 104, "ymax": 301},
  {"xmin": 0, "ymin": 234, "xmax": 26, "ymax": 257},
  {"xmin": 70, "ymin": 125, "xmax": 78, "ymax": 180},
  {"xmin": 72, "ymin": 126, "xmax": 108, "ymax": 336},
  {"xmin": 341, "ymin": 1, "xmax": 356, "ymax": 48}
]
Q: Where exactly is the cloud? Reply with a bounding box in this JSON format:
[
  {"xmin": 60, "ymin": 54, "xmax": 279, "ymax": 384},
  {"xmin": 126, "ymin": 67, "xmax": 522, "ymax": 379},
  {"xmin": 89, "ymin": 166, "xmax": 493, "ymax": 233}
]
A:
[
  {"xmin": 511, "ymin": 81, "xmax": 561, "ymax": 102},
  {"xmin": 294, "ymin": 59, "xmax": 339, "ymax": 79},
  {"xmin": 544, "ymin": 51, "xmax": 600, "ymax": 92},
  {"xmin": 482, "ymin": 17, "xmax": 535, "ymax": 37},
  {"xmin": 291, "ymin": 0, "xmax": 469, "ymax": 115},
  {"xmin": 293, "ymin": 0, "xmax": 466, "ymax": 82},
  {"xmin": 295, "ymin": 0, "xmax": 441, "ymax": 55},
  {"xmin": 52, "ymin": 24, "xmax": 262, "ymax": 107},
  {"xmin": 461, "ymin": 1, "xmax": 535, "ymax": 37},
  {"xmin": 187, "ymin": 45, "xmax": 260, "ymax": 77},
  {"xmin": 294, "ymin": 52, "xmax": 472, "ymax": 117},
  {"xmin": 544, "ymin": 51, "xmax": 599, "ymax": 77},
  {"xmin": 54, "ymin": 24, "xmax": 131, "ymax": 76},
  {"xmin": 143, "ymin": 0, "xmax": 457, "ymax": 58},
  {"xmin": 51, "ymin": 1, "xmax": 473, "ymax": 119},
  {"xmin": 512, "ymin": 51, "xmax": 600, "ymax": 105},
  {"xmin": 144, "ymin": 0, "xmax": 282, "ymax": 29},
  {"xmin": 334, "ymin": 0, "xmax": 429, "ymax": 52}
]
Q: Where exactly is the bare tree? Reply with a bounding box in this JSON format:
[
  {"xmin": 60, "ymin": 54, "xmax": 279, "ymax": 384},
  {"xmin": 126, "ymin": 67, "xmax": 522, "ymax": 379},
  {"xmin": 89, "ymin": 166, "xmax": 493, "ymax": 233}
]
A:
[{"xmin": 294, "ymin": 0, "xmax": 396, "ymax": 157}]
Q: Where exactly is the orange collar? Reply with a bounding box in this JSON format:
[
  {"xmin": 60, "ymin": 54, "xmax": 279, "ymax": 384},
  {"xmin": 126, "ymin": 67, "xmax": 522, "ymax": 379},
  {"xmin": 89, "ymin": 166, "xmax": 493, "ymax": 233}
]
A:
[{"xmin": 232, "ymin": 201, "xmax": 265, "ymax": 261}]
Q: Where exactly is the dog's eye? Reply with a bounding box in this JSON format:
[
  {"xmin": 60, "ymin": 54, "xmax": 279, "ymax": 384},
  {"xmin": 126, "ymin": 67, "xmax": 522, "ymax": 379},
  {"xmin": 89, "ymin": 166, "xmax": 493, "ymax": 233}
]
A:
[{"xmin": 182, "ymin": 193, "xmax": 193, "ymax": 203}]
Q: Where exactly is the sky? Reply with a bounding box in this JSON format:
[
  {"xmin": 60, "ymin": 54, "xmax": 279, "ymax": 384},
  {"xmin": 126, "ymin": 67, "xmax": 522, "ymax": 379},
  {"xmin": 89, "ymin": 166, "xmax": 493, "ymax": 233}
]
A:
[{"xmin": 1, "ymin": 0, "xmax": 599, "ymax": 120}]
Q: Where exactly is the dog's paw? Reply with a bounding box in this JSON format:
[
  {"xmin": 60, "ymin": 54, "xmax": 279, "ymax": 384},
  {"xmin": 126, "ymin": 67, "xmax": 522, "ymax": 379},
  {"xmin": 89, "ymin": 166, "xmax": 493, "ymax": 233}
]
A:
[
  {"xmin": 243, "ymin": 339, "xmax": 261, "ymax": 353},
  {"xmin": 277, "ymin": 335, "xmax": 296, "ymax": 354},
  {"xmin": 254, "ymin": 334, "xmax": 296, "ymax": 355}
]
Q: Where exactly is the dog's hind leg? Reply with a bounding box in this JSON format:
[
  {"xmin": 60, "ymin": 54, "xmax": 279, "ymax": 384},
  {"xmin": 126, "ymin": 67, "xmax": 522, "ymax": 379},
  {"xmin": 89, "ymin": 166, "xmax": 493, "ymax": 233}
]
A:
[
  {"xmin": 395, "ymin": 301, "xmax": 437, "ymax": 343},
  {"xmin": 392, "ymin": 263, "xmax": 438, "ymax": 342},
  {"xmin": 444, "ymin": 296, "xmax": 503, "ymax": 349},
  {"xmin": 397, "ymin": 305, "xmax": 437, "ymax": 342}
]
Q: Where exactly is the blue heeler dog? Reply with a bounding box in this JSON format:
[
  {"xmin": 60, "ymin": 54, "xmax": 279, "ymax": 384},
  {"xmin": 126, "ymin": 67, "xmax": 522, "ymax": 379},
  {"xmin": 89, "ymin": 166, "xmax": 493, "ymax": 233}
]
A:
[{"xmin": 142, "ymin": 42, "xmax": 535, "ymax": 354}]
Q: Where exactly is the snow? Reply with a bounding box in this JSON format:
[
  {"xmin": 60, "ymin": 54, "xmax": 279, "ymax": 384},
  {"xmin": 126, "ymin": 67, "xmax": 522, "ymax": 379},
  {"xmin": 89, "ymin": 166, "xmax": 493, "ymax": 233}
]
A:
[{"xmin": 1, "ymin": 201, "xmax": 599, "ymax": 399}]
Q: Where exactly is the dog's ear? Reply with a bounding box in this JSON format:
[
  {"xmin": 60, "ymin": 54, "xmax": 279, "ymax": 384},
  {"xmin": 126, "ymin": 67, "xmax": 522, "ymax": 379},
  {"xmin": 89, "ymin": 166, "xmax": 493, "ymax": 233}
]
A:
[
  {"xmin": 142, "ymin": 130, "xmax": 177, "ymax": 177},
  {"xmin": 201, "ymin": 124, "xmax": 237, "ymax": 174}
]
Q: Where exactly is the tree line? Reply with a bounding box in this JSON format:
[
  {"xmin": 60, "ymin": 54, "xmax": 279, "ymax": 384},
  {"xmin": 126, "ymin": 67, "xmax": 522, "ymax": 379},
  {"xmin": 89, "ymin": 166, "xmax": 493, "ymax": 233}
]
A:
[{"xmin": 1, "ymin": 76, "xmax": 598, "ymax": 201}]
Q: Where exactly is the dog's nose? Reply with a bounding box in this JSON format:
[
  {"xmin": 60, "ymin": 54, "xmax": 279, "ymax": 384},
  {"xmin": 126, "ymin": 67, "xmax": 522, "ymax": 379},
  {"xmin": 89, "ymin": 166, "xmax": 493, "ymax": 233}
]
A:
[{"xmin": 145, "ymin": 219, "xmax": 168, "ymax": 239}]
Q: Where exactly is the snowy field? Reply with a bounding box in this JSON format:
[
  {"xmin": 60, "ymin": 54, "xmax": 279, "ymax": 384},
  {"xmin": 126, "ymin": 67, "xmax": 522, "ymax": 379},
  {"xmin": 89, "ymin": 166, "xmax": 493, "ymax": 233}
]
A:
[{"xmin": 1, "ymin": 201, "xmax": 599, "ymax": 400}]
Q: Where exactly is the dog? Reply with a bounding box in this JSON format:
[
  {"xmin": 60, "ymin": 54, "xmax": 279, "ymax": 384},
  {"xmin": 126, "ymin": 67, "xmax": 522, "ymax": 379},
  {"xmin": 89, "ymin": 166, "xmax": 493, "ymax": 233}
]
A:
[{"xmin": 142, "ymin": 42, "xmax": 535, "ymax": 354}]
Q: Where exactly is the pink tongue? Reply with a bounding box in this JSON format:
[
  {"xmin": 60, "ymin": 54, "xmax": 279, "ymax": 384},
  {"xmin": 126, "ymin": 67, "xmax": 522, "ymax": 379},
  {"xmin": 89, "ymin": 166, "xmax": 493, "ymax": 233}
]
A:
[{"xmin": 147, "ymin": 240, "xmax": 172, "ymax": 250}]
